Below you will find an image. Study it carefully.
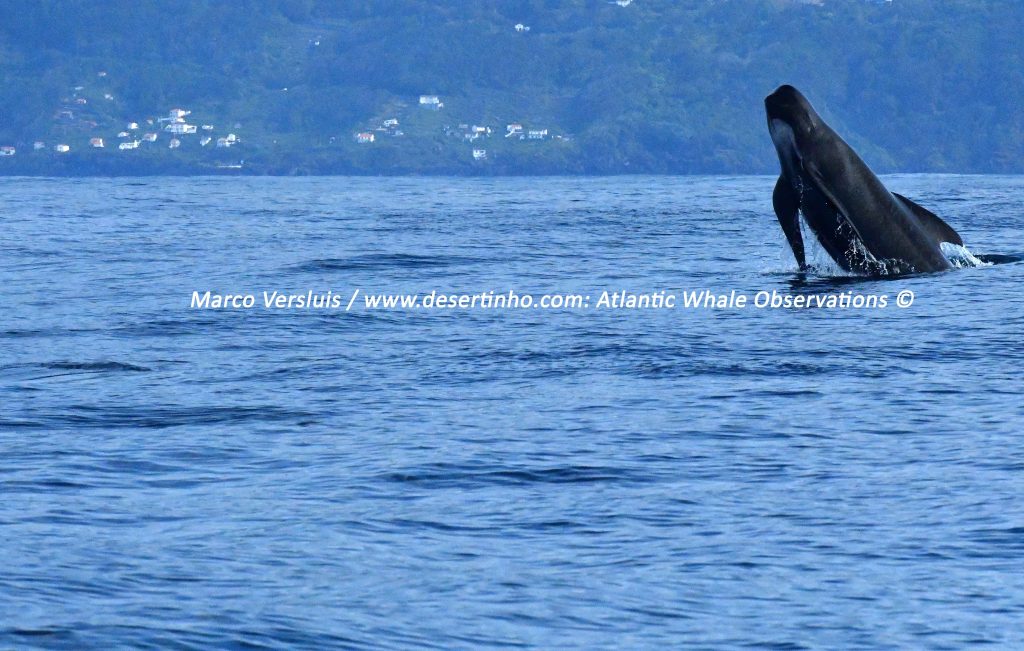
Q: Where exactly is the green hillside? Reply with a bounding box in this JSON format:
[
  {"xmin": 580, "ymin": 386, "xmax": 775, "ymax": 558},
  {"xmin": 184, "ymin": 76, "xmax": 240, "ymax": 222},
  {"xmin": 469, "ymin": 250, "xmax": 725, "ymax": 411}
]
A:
[{"xmin": 0, "ymin": 0, "xmax": 1022, "ymax": 175}]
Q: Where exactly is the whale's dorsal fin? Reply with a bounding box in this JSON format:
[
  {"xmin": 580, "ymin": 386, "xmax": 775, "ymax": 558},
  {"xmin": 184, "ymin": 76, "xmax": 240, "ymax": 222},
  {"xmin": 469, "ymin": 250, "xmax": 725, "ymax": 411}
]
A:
[
  {"xmin": 893, "ymin": 193, "xmax": 963, "ymax": 246},
  {"xmin": 773, "ymin": 177, "xmax": 807, "ymax": 269}
]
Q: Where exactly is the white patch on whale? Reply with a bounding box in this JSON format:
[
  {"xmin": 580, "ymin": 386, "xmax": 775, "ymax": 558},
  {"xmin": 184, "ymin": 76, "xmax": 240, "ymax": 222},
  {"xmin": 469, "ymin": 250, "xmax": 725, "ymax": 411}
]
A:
[{"xmin": 769, "ymin": 119, "xmax": 802, "ymax": 180}]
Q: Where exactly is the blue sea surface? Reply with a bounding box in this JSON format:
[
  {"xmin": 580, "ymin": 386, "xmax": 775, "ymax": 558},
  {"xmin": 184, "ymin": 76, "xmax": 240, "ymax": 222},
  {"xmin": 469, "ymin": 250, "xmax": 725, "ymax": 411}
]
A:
[{"xmin": 2, "ymin": 175, "xmax": 1024, "ymax": 649}]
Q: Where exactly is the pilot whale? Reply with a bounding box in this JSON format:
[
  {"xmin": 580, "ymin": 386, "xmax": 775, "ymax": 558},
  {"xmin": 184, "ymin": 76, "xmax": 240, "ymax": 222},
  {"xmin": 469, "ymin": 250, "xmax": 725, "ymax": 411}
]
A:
[{"xmin": 766, "ymin": 85, "xmax": 964, "ymax": 275}]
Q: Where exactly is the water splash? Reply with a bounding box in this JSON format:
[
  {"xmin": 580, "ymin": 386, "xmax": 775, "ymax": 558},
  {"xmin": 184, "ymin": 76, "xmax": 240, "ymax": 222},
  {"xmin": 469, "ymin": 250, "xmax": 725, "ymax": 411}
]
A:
[
  {"xmin": 941, "ymin": 242, "xmax": 989, "ymax": 268},
  {"xmin": 798, "ymin": 218, "xmax": 859, "ymax": 277}
]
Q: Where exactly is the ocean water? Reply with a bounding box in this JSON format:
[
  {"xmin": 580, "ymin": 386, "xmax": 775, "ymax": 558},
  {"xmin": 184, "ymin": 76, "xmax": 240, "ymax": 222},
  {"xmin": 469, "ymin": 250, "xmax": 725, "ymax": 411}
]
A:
[{"xmin": 2, "ymin": 175, "xmax": 1024, "ymax": 649}]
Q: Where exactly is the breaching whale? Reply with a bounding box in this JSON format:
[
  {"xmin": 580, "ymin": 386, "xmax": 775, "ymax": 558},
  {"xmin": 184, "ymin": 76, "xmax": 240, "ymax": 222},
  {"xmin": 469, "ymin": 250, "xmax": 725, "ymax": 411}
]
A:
[{"xmin": 766, "ymin": 85, "xmax": 964, "ymax": 275}]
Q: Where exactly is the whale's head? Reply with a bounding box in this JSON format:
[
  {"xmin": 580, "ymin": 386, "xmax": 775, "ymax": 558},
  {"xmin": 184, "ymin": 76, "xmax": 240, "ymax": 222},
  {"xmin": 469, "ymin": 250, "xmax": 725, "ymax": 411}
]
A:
[
  {"xmin": 765, "ymin": 85, "xmax": 824, "ymax": 174},
  {"xmin": 765, "ymin": 85, "xmax": 821, "ymax": 135}
]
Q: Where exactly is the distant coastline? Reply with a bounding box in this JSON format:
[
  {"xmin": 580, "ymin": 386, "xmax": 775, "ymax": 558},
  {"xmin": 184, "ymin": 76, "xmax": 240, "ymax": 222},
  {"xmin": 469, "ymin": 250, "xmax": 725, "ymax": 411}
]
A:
[{"xmin": 3, "ymin": 2, "xmax": 1024, "ymax": 176}]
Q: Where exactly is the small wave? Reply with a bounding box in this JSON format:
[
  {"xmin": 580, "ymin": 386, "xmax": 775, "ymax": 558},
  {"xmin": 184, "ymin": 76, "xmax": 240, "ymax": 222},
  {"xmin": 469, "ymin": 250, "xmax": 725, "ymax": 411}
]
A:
[
  {"xmin": 291, "ymin": 253, "xmax": 483, "ymax": 272},
  {"xmin": 37, "ymin": 405, "xmax": 313, "ymax": 430},
  {"xmin": 3, "ymin": 628, "xmax": 76, "ymax": 641},
  {"xmin": 635, "ymin": 359, "xmax": 838, "ymax": 379},
  {"xmin": 973, "ymin": 252, "xmax": 1024, "ymax": 265},
  {"xmin": 237, "ymin": 207, "xmax": 313, "ymax": 218},
  {"xmin": 0, "ymin": 326, "xmax": 102, "ymax": 339},
  {"xmin": 113, "ymin": 318, "xmax": 221, "ymax": 338},
  {"xmin": 382, "ymin": 463, "xmax": 642, "ymax": 488},
  {"xmin": 0, "ymin": 360, "xmax": 153, "ymax": 382},
  {"xmin": 40, "ymin": 361, "xmax": 151, "ymax": 372}
]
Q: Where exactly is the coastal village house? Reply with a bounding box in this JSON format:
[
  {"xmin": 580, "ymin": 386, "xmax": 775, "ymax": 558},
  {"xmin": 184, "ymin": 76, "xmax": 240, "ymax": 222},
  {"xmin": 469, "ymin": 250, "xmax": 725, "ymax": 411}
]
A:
[
  {"xmin": 16, "ymin": 78, "xmax": 571, "ymax": 167},
  {"xmin": 0, "ymin": 146, "xmax": 15, "ymax": 156},
  {"xmin": 419, "ymin": 95, "xmax": 443, "ymax": 110},
  {"xmin": 165, "ymin": 123, "xmax": 198, "ymax": 134},
  {"xmin": 19, "ymin": 86, "xmax": 240, "ymax": 161},
  {"xmin": 374, "ymin": 118, "xmax": 403, "ymax": 137}
]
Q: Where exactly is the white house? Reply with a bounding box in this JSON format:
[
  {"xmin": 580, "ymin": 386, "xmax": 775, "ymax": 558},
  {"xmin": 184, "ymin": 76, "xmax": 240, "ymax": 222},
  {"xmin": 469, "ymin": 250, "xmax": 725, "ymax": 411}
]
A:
[
  {"xmin": 202, "ymin": 125, "xmax": 214, "ymax": 131},
  {"xmin": 506, "ymin": 123, "xmax": 523, "ymax": 137},
  {"xmin": 527, "ymin": 129, "xmax": 549, "ymax": 140},
  {"xmin": 165, "ymin": 123, "xmax": 197, "ymax": 134},
  {"xmin": 89, "ymin": 138, "xmax": 104, "ymax": 148},
  {"xmin": 0, "ymin": 146, "xmax": 15, "ymax": 156},
  {"xmin": 169, "ymin": 138, "xmax": 181, "ymax": 149},
  {"xmin": 118, "ymin": 141, "xmax": 140, "ymax": 150},
  {"xmin": 143, "ymin": 133, "xmax": 158, "ymax": 142},
  {"xmin": 54, "ymin": 144, "xmax": 70, "ymax": 153},
  {"xmin": 128, "ymin": 122, "xmax": 139, "ymax": 130},
  {"xmin": 419, "ymin": 95, "xmax": 443, "ymax": 110},
  {"xmin": 355, "ymin": 132, "xmax": 375, "ymax": 144},
  {"xmin": 104, "ymin": 93, "xmax": 114, "ymax": 100},
  {"xmin": 383, "ymin": 118, "xmax": 399, "ymax": 128},
  {"xmin": 168, "ymin": 108, "xmax": 190, "ymax": 119},
  {"xmin": 118, "ymin": 131, "xmax": 130, "ymax": 138},
  {"xmin": 33, "ymin": 141, "xmax": 45, "ymax": 150},
  {"xmin": 514, "ymin": 23, "xmax": 530, "ymax": 32},
  {"xmin": 472, "ymin": 149, "xmax": 487, "ymax": 160}
]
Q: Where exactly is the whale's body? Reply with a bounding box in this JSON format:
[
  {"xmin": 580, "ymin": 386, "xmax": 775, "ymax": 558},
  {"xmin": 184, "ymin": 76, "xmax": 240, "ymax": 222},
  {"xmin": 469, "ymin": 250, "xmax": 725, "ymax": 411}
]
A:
[{"xmin": 766, "ymin": 85, "xmax": 963, "ymax": 275}]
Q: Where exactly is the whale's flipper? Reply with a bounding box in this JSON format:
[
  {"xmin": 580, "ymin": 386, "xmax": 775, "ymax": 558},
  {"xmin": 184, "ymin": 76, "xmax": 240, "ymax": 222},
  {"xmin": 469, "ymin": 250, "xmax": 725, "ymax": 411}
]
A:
[
  {"xmin": 894, "ymin": 193, "xmax": 963, "ymax": 246},
  {"xmin": 773, "ymin": 176, "xmax": 806, "ymax": 269}
]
